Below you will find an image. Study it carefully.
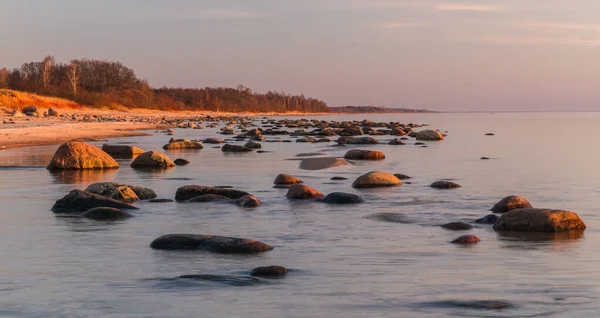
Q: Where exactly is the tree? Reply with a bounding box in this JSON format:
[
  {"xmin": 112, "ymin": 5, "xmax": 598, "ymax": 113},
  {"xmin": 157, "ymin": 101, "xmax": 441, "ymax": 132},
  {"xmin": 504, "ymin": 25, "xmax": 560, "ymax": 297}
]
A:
[
  {"xmin": 66, "ymin": 60, "xmax": 79, "ymax": 95},
  {"xmin": 0, "ymin": 68, "xmax": 8, "ymax": 88},
  {"xmin": 41, "ymin": 55, "xmax": 55, "ymax": 91}
]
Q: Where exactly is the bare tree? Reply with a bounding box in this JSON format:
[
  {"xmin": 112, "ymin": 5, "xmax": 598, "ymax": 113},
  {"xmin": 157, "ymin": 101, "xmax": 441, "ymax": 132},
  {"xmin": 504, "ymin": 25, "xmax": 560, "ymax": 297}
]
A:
[
  {"xmin": 41, "ymin": 55, "xmax": 55, "ymax": 91},
  {"xmin": 66, "ymin": 60, "xmax": 79, "ymax": 95},
  {"xmin": 0, "ymin": 68, "xmax": 8, "ymax": 88}
]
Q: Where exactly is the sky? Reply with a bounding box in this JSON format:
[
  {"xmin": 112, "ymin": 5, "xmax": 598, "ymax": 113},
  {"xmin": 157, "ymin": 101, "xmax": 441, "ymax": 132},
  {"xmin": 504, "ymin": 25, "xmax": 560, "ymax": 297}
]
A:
[{"xmin": 0, "ymin": 0, "xmax": 599, "ymax": 111}]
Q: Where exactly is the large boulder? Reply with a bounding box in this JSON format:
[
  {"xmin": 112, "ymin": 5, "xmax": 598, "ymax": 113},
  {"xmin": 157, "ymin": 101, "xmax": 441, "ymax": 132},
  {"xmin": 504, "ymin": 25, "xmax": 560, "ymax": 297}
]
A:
[
  {"xmin": 285, "ymin": 184, "xmax": 325, "ymax": 200},
  {"xmin": 274, "ymin": 174, "xmax": 303, "ymax": 185},
  {"xmin": 175, "ymin": 185, "xmax": 250, "ymax": 201},
  {"xmin": 343, "ymin": 150, "xmax": 385, "ymax": 160},
  {"xmin": 493, "ymin": 209, "xmax": 586, "ymax": 232},
  {"xmin": 101, "ymin": 144, "xmax": 145, "ymax": 158},
  {"xmin": 416, "ymin": 130, "xmax": 444, "ymax": 141},
  {"xmin": 352, "ymin": 171, "xmax": 402, "ymax": 189},
  {"xmin": 162, "ymin": 139, "xmax": 203, "ymax": 150},
  {"xmin": 51, "ymin": 190, "xmax": 138, "ymax": 213},
  {"xmin": 80, "ymin": 207, "xmax": 132, "ymax": 220},
  {"xmin": 321, "ymin": 192, "xmax": 364, "ymax": 204},
  {"xmin": 47, "ymin": 141, "xmax": 119, "ymax": 170},
  {"xmin": 149, "ymin": 234, "xmax": 273, "ymax": 254},
  {"xmin": 346, "ymin": 136, "xmax": 379, "ymax": 145},
  {"xmin": 491, "ymin": 195, "xmax": 533, "ymax": 214},
  {"xmin": 130, "ymin": 151, "xmax": 175, "ymax": 168},
  {"xmin": 234, "ymin": 194, "xmax": 261, "ymax": 207},
  {"xmin": 85, "ymin": 182, "xmax": 157, "ymax": 200},
  {"xmin": 222, "ymin": 144, "xmax": 253, "ymax": 152},
  {"xmin": 299, "ymin": 157, "xmax": 349, "ymax": 170}
]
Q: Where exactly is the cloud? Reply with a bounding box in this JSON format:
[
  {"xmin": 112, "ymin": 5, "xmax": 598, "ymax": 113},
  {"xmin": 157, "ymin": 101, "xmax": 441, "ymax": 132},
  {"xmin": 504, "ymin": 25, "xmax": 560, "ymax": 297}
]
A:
[
  {"xmin": 522, "ymin": 22, "xmax": 600, "ymax": 34},
  {"xmin": 459, "ymin": 35, "xmax": 600, "ymax": 46},
  {"xmin": 377, "ymin": 22, "xmax": 428, "ymax": 29},
  {"xmin": 435, "ymin": 4, "xmax": 503, "ymax": 12},
  {"xmin": 182, "ymin": 9, "xmax": 272, "ymax": 20},
  {"xmin": 361, "ymin": 1, "xmax": 503, "ymax": 12}
]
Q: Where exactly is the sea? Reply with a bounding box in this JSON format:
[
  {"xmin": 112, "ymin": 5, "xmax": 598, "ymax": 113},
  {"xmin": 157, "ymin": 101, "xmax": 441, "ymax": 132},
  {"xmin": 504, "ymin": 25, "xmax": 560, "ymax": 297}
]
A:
[{"xmin": 0, "ymin": 112, "xmax": 599, "ymax": 317}]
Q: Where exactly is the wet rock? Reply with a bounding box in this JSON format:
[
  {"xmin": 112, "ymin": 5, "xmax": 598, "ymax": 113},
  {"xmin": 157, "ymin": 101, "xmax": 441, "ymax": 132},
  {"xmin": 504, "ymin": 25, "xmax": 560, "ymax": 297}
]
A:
[
  {"xmin": 250, "ymin": 266, "xmax": 288, "ymax": 278},
  {"xmin": 430, "ymin": 181, "xmax": 461, "ymax": 189},
  {"xmin": 244, "ymin": 141, "xmax": 262, "ymax": 149},
  {"xmin": 110, "ymin": 186, "xmax": 139, "ymax": 202},
  {"xmin": 285, "ymin": 184, "xmax": 325, "ymax": 200},
  {"xmin": 163, "ymin": 139, "xmax": 203, "ymax": 150},
  {"xmin": 493, "ymin": 209, "xmax": 586, "ymax": 232},
  {"xmin": 102, "ymin": 144, "xmax": 145, "ymax": 158},
  {"xmin": 274, "ymin": 174, "xmax": 303, "ymax": 185},
  {"xmin": 490, "ymin": 195, "xmax": 533, "ymax": 214},
  {"xmin": 441, "ymin": 222, "xmax": 474, "ymax": 230},
  {"xmin": 416, "ymin": 129, "xmax": 444, "ymax": 141},
  {"xmin": 47, "ymin": 141, "xmax": 119, "ymax": 170},
  {"xmin": 149, "ymin": 234, "xmax": 273, "ymax": 254},
  {"xmin": 414, "ymin": 142, "xmax": 425, "ymax": 145},
  {"xmin": 330, "ymin": 176, "xmax": 348, "ymax": 180},
  {"xmin": 321, "ymin": 192, "xmax": 364, "ymax": 204},
  {"xmin": 174, "ymin": 158, "xmax": 190, "ymax": 166},
  {"xmin": 187, "ymin": 194, "xmax": 232, "ymax": 203},
  {"xmin": 343, "ymin": 150, "xmax": 385, "ymax": 160},
  {"xmin": 234, "ymin": 194, "xmax": 261, "ymax": 207},
  {"xmin": 222, "ymin": 144, "xmax": 253, "ymax": 152},
  {"xmin": 175, "ymin": 185, "xmax": 250, "ymax": 201},
  {"xmin": 347, "ymin": 136, "xmax": 379, "ymax": 145},
  {"xmin": 393, "ymin": 174, "xmax": 411, "ymax": 180},
  {"xmin": 424, "ymin": 300, "xmax": 512, "ymax": 310},
  {"xmin": 485, "ymin": 133, "xmax": 495, "ymax": 136},
  {"xmin": 388, "ymin": 138, "xmax": 406, "ymax": 145},
  {"xmin": 80, "ymin": 207, "xmax": 132, "ymax": 220},
  {"xmin": 481, "ymin": 157, "xmax": 490, "ymax": 160},
  {"xmin": 131, "ymin": 151, "xmax": 175, "ymax": 168},
  {"xmin": 451, "ymin": 235, "xmax": 480, "ymax": 244},
  {"xmin": 51, "ymin": 190, "xmax": 138, "ymax": 213},
  {"xmin": 366, "ymin": 213, "xmax": 412, "ymax": 224},
  {"xmin": 299, "ymin": 157, "xmax": 349, "ymax": 170},
  {"xmin": 149, "ymin": 199, "xmax": 174, "ymax": 203},
  {"xmin": 203, "ymin": 138, "xmax": 226, "ymax": 144},
  {"xmin": 85, "ymin": 182, "xmax": 157, "ymax": 200},
  {"xmin": 352, "ymin": 171, "xmax": 402, "ymax": 189},
  {"xmin": 475, "ymin": 214, "xmax": 499, "ymax": 224}
]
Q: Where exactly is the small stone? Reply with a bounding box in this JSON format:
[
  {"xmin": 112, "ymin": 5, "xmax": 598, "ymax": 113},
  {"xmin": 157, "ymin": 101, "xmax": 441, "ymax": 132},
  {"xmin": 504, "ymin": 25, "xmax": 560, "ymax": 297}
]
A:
[
  {"xmin": 441, "ymin": 222, "xmax": 474, "ymax": 230},
  {"xmin": 250, "ymin": 266, "xmax": 288, "ymax": 278},
  {"xmin": 174, "ymin": 158, "xmax": 190, "ymax": 166},
  {"xmin": 451, "ymin": 235, "xmax": 480, "ymax": 244},
  {"xmin": 430, "ymin": 181, "xmax": 461, "ymax": 189}
]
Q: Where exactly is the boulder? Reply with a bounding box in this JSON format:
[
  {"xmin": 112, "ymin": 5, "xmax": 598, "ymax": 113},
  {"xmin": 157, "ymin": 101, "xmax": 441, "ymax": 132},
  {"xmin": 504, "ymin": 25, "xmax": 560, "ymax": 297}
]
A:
[
  {"xmin": 330, "ymin": 176, "xmax": 348, "ymax": 180},
  {"xmin": 285, "ymin": 184, "xmax": 325, "ymax": 200},
  {"xmin": 244, "ymin": 141, "xmax": 262, "ymax": 149},
  {"xmin": 450, "ymin": 235, "xmax": 480, "ymax": 244},
  {"xmin": 162, "ymin": 139, "xmax": 203, "ymax": 150},
  {"xmin": 80, "ymin": 207, "xmax": 132, "ymax": 220},
  {"xmin": 475, "ymin": 214, "xmax": 499, "ymax": 224},
  {"xmin": 22, "ymin": 105, "xmax": 37, "ymax": 114},
  {"xmin": 393, "ymin": 174, "xmax": 412, "ymax": 180},
  {"xmin": 234, "ymin": 194, "xmax": 261, "ymax": 207},
  {"xmin": 222, "ymin": 144, "xmax": 253, "ymax": 152},
  {"xmin": 101, "ymin": 144, "xmax": 145, "ymax": 158},
  {"xmin": 149, "ymin": 234, "xmax": 273, "ymax": 254},
  {"xmin": 85, "ymin": 182, "xmax": 157, "ymax": 200},
  {"xmin": 47, "ymin": 107, "xmax": 59, "ymax": 117},
  {"xmin": 174, "ymin": 158, "xmax": 190, "ymax": 166},
  {"xmin": 343, "ymin": 150, "xmax": 385, "ymax": 161},
  {"xmin": 389, "ymin": 138, "xmax": 406, "ymax": 145},
  {"xmin": 47, "ymin": 141, "xmax": 119, "ymax": 170},
  {"xmin": 352, "ymin": 171, "xmax": 402, "ymax": 189},
  {"xmin": 274, "ymin": 174, "xmax": 303, "ymax": 185},
  {"xmin": 321, "ymin": 192, "xmax": 364, "ymax": 204},
  {"xmin": 187, "ymin": 194, "xmax": 232, "ymax": 202},
  {"xmin": 416, "ymin": 129, "xmax": 444, "ymax": 141},
  {"xmin": 430, "ymin": 181, "xmax": 461, "ymax": 189},
  {"xmin": 491, "ymin": 195, "xmax": 533, "ymax": 214},
  {"xmin": 203, "ymin": 138, "xmax": 226, "ymax": 144},
  {"xmin": 299, "ymin": 157, "xmax": 349, "ymax": 170},
  {"xmin": 347, "ymin": 136, "xmax": 379, "ymax": 145},
  {"xmin": 110, "ymin": 186, "xmax": 139, "ymax": 202},
  {"xmin": 440, "ymin": 222, "xmax": 473, "ymax": 230},
  {"xmin": 130, "ymin": 151, "xmax": 175, "ymax": 168},
  {"xmin": 493, "ymin": 209, "xmax": 586, "ymax": 232},
  {"xmin": 175, "ymin": 185, "xmax": 250, "ymax": 201},
  {"xmin": 250, "ymin": 266, "xmax": 288, "ymax": 278},
  {"xmin": 51, "ymin": 190, "xmax": 138, "ymax": 213}
]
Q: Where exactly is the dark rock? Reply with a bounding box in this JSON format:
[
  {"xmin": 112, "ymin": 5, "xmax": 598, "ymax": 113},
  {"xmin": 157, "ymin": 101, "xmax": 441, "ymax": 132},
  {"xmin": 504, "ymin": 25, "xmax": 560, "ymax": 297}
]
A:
[
  {"xmin": 493, "ymin": 208, "xmax": 586, "ymax": 232},
  {"xmin": 430, "ymin": 181, "xmax": 461, "ymax": 189},
  {"xmin": 451, "ymin": 235, "xmax": 480, "ymax": 244},
  {"xmin": 51, "ymin": 190, "xmax": 138, "ymax": 213},
  {"xmin": 222, "ymin": 144, "xmax": 253, "ymax": 152},
  {"xmin": 149, "ymin": 199, "xmax": 174, "ymax": 203},
  {"xmin": 475, "ymin": 214, "xmax": 499, "ymax": 224},
  {"xmin": 175, "ymin": 185, "xmax": 250, "ymax": 201},
  {"xmin": 174, "ymin": 158, "xmax": 190, "ymax": 166},
  {"xmin": 102, "ymin": 144, "xmax": 144, "ymax": 157},
  {"xmin": 321, "ymin": 192, "xmax": 364, "ymax": 204},
  {"xmin": 244, "ymin": 141, "xmax": 262, "ymax": 149},
  {"xmin": 80, "ymin": 207, "xmax": 132, "ymax": 220},
  {"xmin": 343, "ymin": 150, "xmax": 385, "ymax": 160},
  {"xmin": 149, "ymin": 234, "xmax": 273, "ymax": 254},
  {"xmin": 393, "ymin": 174, "xmax": 411, "ymax": 180},
  {"xmin": 187, "ymin": 194, "xmax": 232, "ymax": 202},
  {"xmin": 485, "ymin": 133, "xmax": 495, "ymax": 136},
  {"xmin": 330, "ymin": 176, "xmax": 348, "ymax": 180},
  {"xmin": 388, "ymin": 138, "xmax": 406, "ymax": 145},
  {"xmin": 22, "ymin": 105, "xmax": 37, "ymax": 113},
  {"xmin": 250, "ymin": 266, "xmax": 288, "ymax": 278},
  {"xmin": 234, "ymin": 194, "xmax": 261, "ymax": 207},
  {"xmin": 85, "ymin": 182, "xmax": 157, "ymax": 200},
  {"xmin": 441, "ymin": 222, "xmax": 474, "ymax": 230},
  {"xmin": 347, "ymin": 136, "xmax": 379, "ymax": 145},
  {"xmin": 490, "ymin": 195, "xmax": 533, "ymax": 214},
  {"xmin": 480, "ymin": 157, "xmax": 490, "ymax": 160}
]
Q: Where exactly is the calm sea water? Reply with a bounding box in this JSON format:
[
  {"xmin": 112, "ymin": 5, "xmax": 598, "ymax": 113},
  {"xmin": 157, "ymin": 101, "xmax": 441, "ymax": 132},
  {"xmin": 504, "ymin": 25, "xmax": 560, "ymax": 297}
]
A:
[{"xmin": 1, "ymin": 112, "xmax": 599, "ymax": 317}]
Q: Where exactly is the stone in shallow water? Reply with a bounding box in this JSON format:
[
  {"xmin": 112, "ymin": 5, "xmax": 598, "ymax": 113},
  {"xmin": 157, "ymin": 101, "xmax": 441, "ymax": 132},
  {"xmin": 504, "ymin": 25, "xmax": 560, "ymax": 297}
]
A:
[
  {"xmin": 440, "ymin": 222, "xmax": 473, "ymax": 231},
  {"xmin": 149, "ymin": 234, "xmax": 273, "ymax": 254},
  {"xmin": 52, "ymin": 190, "xmax": 138, "ymax": 213},
  {"xmin": 366, "ymin": 213, "xmax": 413, "ymax": 224},
  {"xmin": 423, "ymin": 299, "xmax": 512, "ymax": 310},
  {"xmin": 285, "ymin": 184, "xmax": 325, "ymax": 200},
  {"xmin": 47, "ymin": 141, "xmax": 118, "ymax": 170},
  {"xmin": 490, "ymin": 195, "xmax": 533, "ymax": 214},
  {"xmin": 175, "ymin": 185, "xmax": 250, "ymax": 201},
  {"xmin": 475, "ymin": 214, "xmax": 499, "ymax": 224},
  {"xmin": 321, "ymin": 192, "xmax": 364, "ymax": 204},
  {"xmin": 450, "ymin": 235, "xmax": 480, "ymax": 244},
  {"xmin": 493, "ymin": 209, "xmax": 586, "ymax": 232},
  {"xmin": 343, "ymin": 150, "xmax": 385, "ymax": 160},
  {"xmin": 80, "ymin": 207, "xmax": 132, "ymax": 220},
  {"xmin": 430, "ymin": 181, "xmax": 461, "ymax": 189},
  {"xmin": 250, "ymin": 266, "xmax": 288, "ymax": 278},
  {"xmin": 274, "ymin": 174, "xmax": 303, "ymax": 185},
  {"xmin": 174, "ymin": 158, "xmax": 190, "ymax": 166},
  {"xmin": 330, "ymin": 176, "xmax": 348, "ymax": 180},
  {"xmin": 299, "ymin": 157, "xmax": 349, "ymax": 170},
  {"xmin": 352, "ymin": 171, "xmax": 402, "ymax": 189}
]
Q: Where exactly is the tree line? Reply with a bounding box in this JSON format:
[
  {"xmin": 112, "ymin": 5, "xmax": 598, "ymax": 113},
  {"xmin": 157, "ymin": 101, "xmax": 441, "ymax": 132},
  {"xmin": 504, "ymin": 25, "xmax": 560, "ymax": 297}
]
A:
[{"xmin": 0, "ymin": 56, "xmax": 329, "ymax": 113}]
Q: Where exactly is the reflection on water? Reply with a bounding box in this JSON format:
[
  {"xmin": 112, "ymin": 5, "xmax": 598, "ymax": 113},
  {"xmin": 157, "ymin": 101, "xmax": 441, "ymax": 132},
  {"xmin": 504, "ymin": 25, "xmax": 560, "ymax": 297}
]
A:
[{"xmin": 1, "ymin": 113, "xmax": 600, "ymax": 317}]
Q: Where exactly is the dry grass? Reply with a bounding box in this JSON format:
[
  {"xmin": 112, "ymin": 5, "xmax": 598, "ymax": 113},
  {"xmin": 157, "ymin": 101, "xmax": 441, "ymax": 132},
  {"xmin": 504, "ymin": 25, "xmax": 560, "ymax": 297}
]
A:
[{"xmin": 0, "ymin": 89, "xmax": 84, "ymax": 111}]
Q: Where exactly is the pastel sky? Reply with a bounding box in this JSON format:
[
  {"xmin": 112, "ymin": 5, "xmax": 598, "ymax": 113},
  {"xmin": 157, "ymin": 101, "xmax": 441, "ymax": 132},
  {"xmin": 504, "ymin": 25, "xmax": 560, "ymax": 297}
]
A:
[{"xmin": 1, "ymin": 0, "xmax": 599, "ymax": 111}]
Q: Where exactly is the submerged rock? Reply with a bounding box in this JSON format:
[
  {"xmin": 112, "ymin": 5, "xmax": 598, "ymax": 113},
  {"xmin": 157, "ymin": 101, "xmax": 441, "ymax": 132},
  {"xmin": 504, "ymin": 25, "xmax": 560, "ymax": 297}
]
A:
[
  {"xmin": 250, "ymin": 266, "xmax": 288, "ymax": 278},
  {"xmin": 475, "ymin": 214, "xmax": 499, "ymax": 224},
  {"xmin": 149, "ymin": 198, "xmax": 174, "ymax": 203},
  {"xmin": 187, "ymin": 194, "xmax": 231, "ymax": 203},
  {"xmin": 430, "ymin": 181, "xmax": 461, "ymax": 189},
  {"xmin": 352, "ymin": 171, "xmax": 402, "ymax": 189},
  {"xmin": 285, "ymin": 184, "xmax": 325, "ymax": 200},
  {"xmin": 234, "ymin": 194, "xmax": 262, "ymax": 207},
  {"xmin": 493, "ymin": 209, "xmax": 586, "ymax": 232},
  {"xmin": 131, "ymin": 151, "xmax": 175, "ymax": 168},
  {"xmin": 174, "ymin": 158, "xmax": 190, "ymax": 166},
  {"xmin": 490, "ymin": 195, "xmax": 533, "ymax": 214},
  {"xmin": 274, "ymin": 174, "xmax": 303, "ymax": 185},
  {"xmin": 80, "ymin": 207, "xmax": 132, "ymax": 220},
  {"xmin": 343, "ymin": 150, "xmax": 385, "ymax": 160},
  {"xmin": 299, "ymin": 157, "xmax": 349, "ymax": 170},
  {"xmin": 451, "ymin": 235, "xmax": 480, "ymax": 244},
  {"xmin": 441, "ymin": 222, "xmax": 474, "ymax": 230},
  {"xmin": 101, "ymin": 144, "xmax": 145, "ymax": 158},
  {"xmin": 47, "ymin": 141, "xmax": 118, "ymax": 170},
  {"xmin": 330, "ymin": 176, "xmax": 349, "ymax": 180},
  {"xmin": 149, "ymin": 234, "xmax": 273, "ymax": 254},
  {"xmin": 321, "ymin": 192, "xmax": 364, "ymax": 204},
  {"xmin": 175, "ymin": 185, "xmax": 250, "ymax": 201},
  {"xmin": 51, "ymin": 190, "xmax": 138, "ymax": 213},
  {"xmin": 393, "ymin": 174, "xmax": 412, "ymax": 180},
  {"xmin": 222, "ymin": 144, "xmax": 253, "ymax": 152},
  {"xmin": 163, "ymin": 139, "xmax": 203, "ymax": 150}
]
